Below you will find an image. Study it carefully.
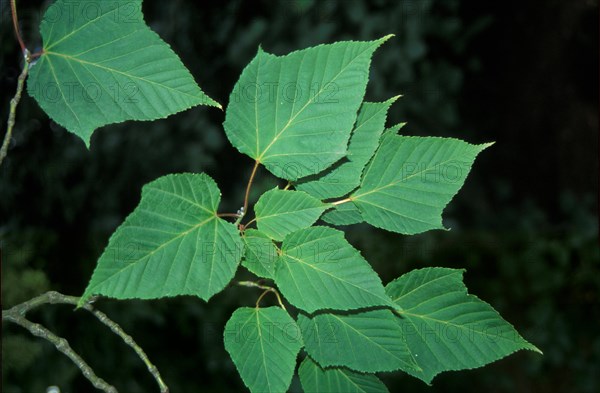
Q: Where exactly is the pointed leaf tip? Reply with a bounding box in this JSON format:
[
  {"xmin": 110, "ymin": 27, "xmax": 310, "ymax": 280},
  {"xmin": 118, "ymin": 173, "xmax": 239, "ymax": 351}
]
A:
[
  {"xmin": 352, "ymin": 136, "xmax": 490, "ymax": 234},
  {"xmin": 386, "ymin": 267, "xmax": 540, "ymax": 383}
]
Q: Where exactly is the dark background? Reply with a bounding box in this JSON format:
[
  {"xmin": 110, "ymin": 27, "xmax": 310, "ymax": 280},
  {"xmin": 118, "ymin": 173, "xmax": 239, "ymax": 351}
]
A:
[{"xmin": 1, "ymin": 0, "xmax": 598, "ymax": 392}]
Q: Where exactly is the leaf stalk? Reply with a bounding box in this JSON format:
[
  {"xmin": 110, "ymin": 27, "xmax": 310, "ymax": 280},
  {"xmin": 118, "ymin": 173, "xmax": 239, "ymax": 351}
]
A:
[
  {"xmin": 10, "ymin": 0, "xmax": 26, "ymax": 54},
  {"xmin": 237, "ymin": 281, "xmax": 286, "ymax": 310}
]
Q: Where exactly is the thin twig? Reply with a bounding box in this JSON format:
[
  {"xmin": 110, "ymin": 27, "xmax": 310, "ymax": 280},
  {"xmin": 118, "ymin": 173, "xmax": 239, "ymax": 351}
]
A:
[
  {"xmin": 10, "ymin": 0, "xmax": 26, "ymax": 54},
  {"xmin": 2, "ymin": 291, "xmax": 169, "ymax": 393},
  {"xmin": 243, "ymin": 160, "xmax": 260, "ymax": 214},
  {"xmin": 237, "ymin": 281, "xmax": 286, "ymax": 310},
  {"xmin": 83, "ymin": 307, "xmax": 169, "ymax": 393},
  {"xmin": 2, "ymin": 290, "xmax": 80, "ymax": 314},
  {"xmin": 2, "ymin": 312, "xmax": 118, "ymax": 393},
  {"xmin": 1, "ymin": 52, "xmax": 30, "ymax": 167}
]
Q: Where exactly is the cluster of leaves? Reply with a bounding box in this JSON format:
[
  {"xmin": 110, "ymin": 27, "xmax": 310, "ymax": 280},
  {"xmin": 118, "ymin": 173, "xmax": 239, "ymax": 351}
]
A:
[{"xmin": 16, "ymin": 1, "xmax": 540, "ymax": 392}]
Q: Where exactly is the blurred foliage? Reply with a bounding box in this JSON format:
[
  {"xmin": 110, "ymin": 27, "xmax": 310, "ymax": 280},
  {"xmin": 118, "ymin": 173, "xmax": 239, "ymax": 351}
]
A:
[{"xmin": 1, "ymin": 0, "xmax": 598, "ymax": 392}]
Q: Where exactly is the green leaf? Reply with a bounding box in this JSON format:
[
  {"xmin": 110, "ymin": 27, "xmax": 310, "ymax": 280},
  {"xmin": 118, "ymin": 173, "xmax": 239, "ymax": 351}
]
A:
[
  {"xmin": 275, "ymin": 226, "xmax": 394, "ymax": 313},
  {"xmin": 254, "ymin": 189, "xmax": 328, "ymax": 241},
  {"xmin": 386, "ymin": 268, "xmax": 541, "ymax": 384},
  {"xmin": 223, "ymin": 36, "xmax": 392, "ymax": 180},
  {"xmin": 298, "ymin": 357, "xmax": 389, "ymax": 393},
  {"xmin": 351, "ymin": 134, "xmax": 492, "ymax": 234},
  {"xmin": 28, "ymin": 0, "xmax": 219, "ymax": 146},
  {"xmin": 297, "ymin": 97, "xmax": 399, "ymax": 199},
  {"xmin": 321, "ymin": 201, "xmax": 363, "ymax": 226},
  {"xmin": 298, "ymin": 309, "xmax": 418, "ymax": 373},
  {"xmin": 224, "ymin": 307, "xmax": 303, "ymax": 393},
  {"xmin": 385, "ymin": 122, "xmax": 406, "ymax": 134},
  {"xmin": 242, "ymin": 229, "xmax": 277, "ymax": 279},
  {"xmin": 80, "ymin": 173, "xmax": 242, "ymax": 304}
]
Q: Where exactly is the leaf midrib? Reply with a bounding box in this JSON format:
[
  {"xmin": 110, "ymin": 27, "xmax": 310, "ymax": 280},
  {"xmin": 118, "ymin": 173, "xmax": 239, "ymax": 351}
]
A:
[
  {"xmin": 352, "ymin": 155, "xmax": 462, "ymax": 201},
  {"xmin": 87, "ymin": 215, "xmax": 216, "ymax": 294},
  {"xmin": 44, "ymin": 55, "xmax": 82, "ymax": 127},
  {"xmin": 257, "ymin": 40, "xmax": 382, "ymax": 161},
  {"xmin": 397, "ymin": 308, "xmax": 533, "ymax": 347},
  {"xmin": 329, "ymin": 314, "xmax": 420, "ymax": 371},
  {"xmin": 43, "ymin": 51, "xmax": 202, "ymax": 100},
  {"xmin": 282, "ymin": 253, "xmax": 391, "ymax": 307}
]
